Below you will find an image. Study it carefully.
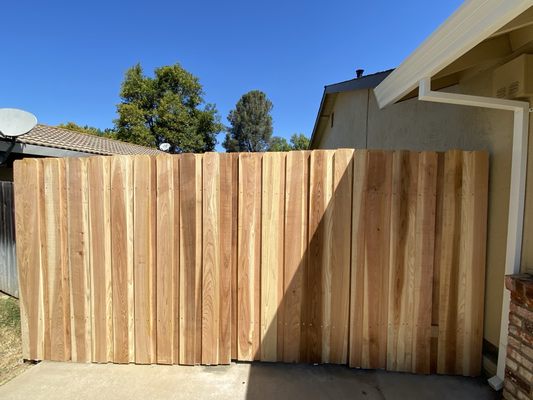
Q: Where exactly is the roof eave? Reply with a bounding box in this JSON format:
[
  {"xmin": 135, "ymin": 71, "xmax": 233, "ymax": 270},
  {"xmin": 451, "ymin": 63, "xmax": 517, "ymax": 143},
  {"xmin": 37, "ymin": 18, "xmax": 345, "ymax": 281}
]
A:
[{"xmin": 374, "ymin": 0, "xmax": 533, "ymax": 109}]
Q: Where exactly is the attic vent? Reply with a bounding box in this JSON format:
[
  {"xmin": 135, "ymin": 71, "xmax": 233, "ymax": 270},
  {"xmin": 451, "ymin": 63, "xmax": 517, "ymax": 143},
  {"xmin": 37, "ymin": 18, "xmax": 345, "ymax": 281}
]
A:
[
  {"xmin": 496, "ymin": 86, "xmax": 506, "ymax": 99},
  {"xmin": 493, "ymin": 54, "xmax": 533, "ymax": 99},
  {"xmin": 508, "ymin": 81, "xmax": 520, "ymax": 97}
]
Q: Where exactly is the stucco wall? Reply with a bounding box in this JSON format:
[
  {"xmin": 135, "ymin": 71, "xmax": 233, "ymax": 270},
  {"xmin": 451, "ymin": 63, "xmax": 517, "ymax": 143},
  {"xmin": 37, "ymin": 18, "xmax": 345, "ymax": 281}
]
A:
[
  {"xmin": 312, "ymin": 68, "xmax": 530, "ymax": 349},
  {"xmin": 317, "ymin": 91, "xmax": 368, "ymax": 149}
]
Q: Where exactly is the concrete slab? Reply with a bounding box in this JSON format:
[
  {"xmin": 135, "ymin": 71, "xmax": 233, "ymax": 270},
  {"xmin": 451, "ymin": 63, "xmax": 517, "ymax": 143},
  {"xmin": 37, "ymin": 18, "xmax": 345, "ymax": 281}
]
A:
[{"xmin": 0, "ymin": 361, "xmax": 498, "ymax": 400}]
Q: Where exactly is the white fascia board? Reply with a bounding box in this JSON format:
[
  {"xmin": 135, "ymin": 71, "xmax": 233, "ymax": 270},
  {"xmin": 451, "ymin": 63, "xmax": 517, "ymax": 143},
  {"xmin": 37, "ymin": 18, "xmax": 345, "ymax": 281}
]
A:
[{"xmin": 374, "ymin": 0, "xmax": 533, "ymax": 109}]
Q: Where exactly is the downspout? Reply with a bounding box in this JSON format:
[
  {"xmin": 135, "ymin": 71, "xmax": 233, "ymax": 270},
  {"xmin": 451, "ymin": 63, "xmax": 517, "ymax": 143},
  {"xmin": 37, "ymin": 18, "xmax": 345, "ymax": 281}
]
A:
[{"xmin": 418, "ymin": 77, "xmax": 530, "ymax": 390}]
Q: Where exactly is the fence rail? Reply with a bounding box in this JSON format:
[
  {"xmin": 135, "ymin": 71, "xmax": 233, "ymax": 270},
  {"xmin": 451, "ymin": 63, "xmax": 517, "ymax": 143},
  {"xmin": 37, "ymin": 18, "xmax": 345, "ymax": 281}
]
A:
[
  {"xmin": 0, "ymin": 181, "xmax": 17, "ymax": 298},
  {"xmin": 13, "ymin": 149, "xmax": 488, "ymax": 376}
]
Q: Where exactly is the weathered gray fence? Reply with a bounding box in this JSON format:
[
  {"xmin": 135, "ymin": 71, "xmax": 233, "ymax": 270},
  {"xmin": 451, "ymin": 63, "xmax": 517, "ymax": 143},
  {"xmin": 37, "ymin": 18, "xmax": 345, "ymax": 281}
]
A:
[{"xmin": 0, "ymin": 181, "xmax": 17, "ymax": 298}]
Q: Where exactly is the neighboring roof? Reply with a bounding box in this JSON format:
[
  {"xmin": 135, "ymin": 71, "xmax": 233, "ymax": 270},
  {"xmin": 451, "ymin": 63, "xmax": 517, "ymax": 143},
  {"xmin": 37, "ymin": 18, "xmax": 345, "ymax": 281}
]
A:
[
  {"xmin": 2, "ymin": 124, "xmax": 162, "ymax": 156},
  {"xmin": 310, "ymin": 70, "xmax": 393, "ymax": 148},
  {"xmin": 374, "ymin": 0, "xmax": 533, "ymax": 108}
]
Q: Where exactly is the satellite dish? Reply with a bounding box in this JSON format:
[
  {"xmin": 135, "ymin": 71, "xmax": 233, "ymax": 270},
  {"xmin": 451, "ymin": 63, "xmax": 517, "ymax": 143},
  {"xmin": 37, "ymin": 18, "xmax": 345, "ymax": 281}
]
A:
[
  {"xmin": 159, "ymin": 142, "xmax": 171, "ymax": 152},
  {"xmin": 0, "ymin": 108, "xmax": 37, "ymax": 138}
]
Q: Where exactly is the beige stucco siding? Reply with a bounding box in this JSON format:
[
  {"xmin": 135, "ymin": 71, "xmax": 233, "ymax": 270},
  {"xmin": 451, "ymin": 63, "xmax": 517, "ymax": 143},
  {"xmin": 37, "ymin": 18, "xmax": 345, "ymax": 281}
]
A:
[
  {"xmin": 311, "ymin": 67, "xmax": 531, "ymax": 349},
  {"xmin": 316, "ymin": 91, "xmax": 368, "ymax": 149}
]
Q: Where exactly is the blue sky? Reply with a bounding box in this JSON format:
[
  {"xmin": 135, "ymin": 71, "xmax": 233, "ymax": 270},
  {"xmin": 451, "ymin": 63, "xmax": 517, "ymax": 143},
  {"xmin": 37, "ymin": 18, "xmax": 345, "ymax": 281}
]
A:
[{"xmin": 2, "ymin": 0, "xmax": 463, "ymax": 150}]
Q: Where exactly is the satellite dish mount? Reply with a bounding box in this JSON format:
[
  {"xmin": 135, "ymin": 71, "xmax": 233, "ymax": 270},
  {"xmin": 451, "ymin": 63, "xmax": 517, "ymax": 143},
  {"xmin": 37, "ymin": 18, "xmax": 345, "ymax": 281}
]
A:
[{"xmin": 0, "ymin": 108, "xmax": 38, "ymax": 164}]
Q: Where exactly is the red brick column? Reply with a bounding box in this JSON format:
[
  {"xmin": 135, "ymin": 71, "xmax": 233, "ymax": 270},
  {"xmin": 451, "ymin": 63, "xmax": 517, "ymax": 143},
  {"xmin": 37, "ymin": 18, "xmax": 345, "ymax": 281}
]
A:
[{"xmin": 503, "ymin": 274, "xmax": 533, "ymax": 400}]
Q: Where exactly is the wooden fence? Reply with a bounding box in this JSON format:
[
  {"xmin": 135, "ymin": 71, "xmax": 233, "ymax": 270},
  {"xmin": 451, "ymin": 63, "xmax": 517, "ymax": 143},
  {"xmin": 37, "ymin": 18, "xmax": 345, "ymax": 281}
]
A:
[
  {"xmin": 0, "ymin": 181, "xmax": 17, "ymax": 298},
  {"xmin": 13, "ymin": 149, "xmax": 488, "ymax": 376}
]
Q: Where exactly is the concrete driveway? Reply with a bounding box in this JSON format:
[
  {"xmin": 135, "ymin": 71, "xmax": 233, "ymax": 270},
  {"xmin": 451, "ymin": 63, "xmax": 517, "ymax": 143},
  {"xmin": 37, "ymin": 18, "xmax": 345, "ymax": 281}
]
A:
[{"xmin": 0, "ymin": 361, "xmax": 497, "ymax": 400}]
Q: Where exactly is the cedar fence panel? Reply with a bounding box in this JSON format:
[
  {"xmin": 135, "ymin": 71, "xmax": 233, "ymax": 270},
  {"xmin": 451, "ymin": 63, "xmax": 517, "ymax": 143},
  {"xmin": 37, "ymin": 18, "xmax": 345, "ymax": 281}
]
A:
[{"xmin": 13, "ymin": 149, "xmax": 489, "ymax": 376}]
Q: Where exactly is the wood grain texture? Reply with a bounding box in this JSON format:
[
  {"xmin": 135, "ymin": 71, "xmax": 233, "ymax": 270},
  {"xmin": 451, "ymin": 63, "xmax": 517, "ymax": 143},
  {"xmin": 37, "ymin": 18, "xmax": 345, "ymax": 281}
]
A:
[
  {"xmin": 230, "ymin": 153, "xmax": 239, "ymax": 362},
  {"xmin": 110, "ymin": 156, "xmax": 134, "ymax": 363},
  {"xmin": 349, "ymin": 150, "xmax": 368, "ymax": 368},
  {"xmin": 14, "ymin": 150, "xmax": 488, "ymax": 375},
  {"xmin": 202, "ymin": 152, "xmax": 220, "ymax": 365},
  {"xmin": 260, "ymin": 152, "xmax": 285, "ymax": 362},
  {"xmin": 387, "ymin": 151, "xmax": 418, "ymax": 372},
  {"xmin": 66, "ymin": 158, "xmax": 92, "ymax": 363},
  {"xmin": 88, "ymin": 156, "xmax": 112, "ymax": 363},
  {"xmin": 218, "ymin": 153, "xmax": 234, "ymax": 364},
  {"xmin": 362, "ymin": 151, "xmax": 392, "ymax": 369},
  {"xmin": 437, "ymin": 150, "xmax": 463, "ymax": 374},
  {"xmin": 42, "ymin": 159, "xmax": 71, "ymax": 362},
  {"xmin": 307, "ymin": 150, "xmax": 334, "ymax": 363},
  {"xmin": 14, "ymin": 159, "xmax": 43, "ymax": 360},
  {"xmin": 133, "ymin": 155, "xmax": 156, "ymax": 364},
  {"xmin": 156, "ymin": 156, "xmax": 174, "ymax": 364},
  {"xmin": 329, "ymin": 149, "xmax": 353, "ymax": 364},
  {"xmin": 179, "ymin": 154, "xmax": 202, "ymax": 365},
  {"xmin": 283, "ymin": 151, "xmax": 309, "ymax": 363},
  {"xmin": 237, "ymin": 153, "xmax": 262, "ymax": 361}
]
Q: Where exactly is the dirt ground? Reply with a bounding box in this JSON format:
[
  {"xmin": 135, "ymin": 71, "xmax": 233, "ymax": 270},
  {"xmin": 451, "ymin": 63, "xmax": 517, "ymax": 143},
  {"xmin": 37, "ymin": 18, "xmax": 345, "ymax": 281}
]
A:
[{"xmin": 0, "ymin": 293, "xmax": 31, "ymax": 385}]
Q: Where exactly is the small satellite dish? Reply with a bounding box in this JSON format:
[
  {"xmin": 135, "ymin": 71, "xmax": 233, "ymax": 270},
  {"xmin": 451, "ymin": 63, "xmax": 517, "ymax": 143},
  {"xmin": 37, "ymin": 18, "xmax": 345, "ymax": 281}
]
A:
[
  {"xmin": 0, "ymin": 108, "xmax": 37, "ymax": 138},
  {"xmin": 159, "ymin": 142, "xmax": 171, "ymax": 152}
]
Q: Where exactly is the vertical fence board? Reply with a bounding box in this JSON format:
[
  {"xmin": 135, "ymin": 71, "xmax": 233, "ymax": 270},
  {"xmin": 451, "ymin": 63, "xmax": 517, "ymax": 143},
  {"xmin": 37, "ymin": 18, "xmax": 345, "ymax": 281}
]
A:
[
  {"xmin": 88, "ymin": 156, "xmax": 112, "ymax": 363},
  {"xmin": 202, "ymin": 152, "xmax": 220, "ymax": 365},
  {"xmin": 110, "ymin": 156, "xmax": 134, "ymax": 363},
  {"xmin": 218, "ymin": 154, "xmax": 233, "ymax": 365},
  {"xmin": 349, "ymin": 150, "xmax": 367, "ymax": 368},
  {"xmin": 283, "ymin": 151, "xmax": 309, "ymax": 363},
  {"xmin": 363, "ymin": 151, "xmax": 392, "ymax": 369},
  {"xmin": 172, "ymin": 156, "xmax": 181, "ymax": 364},
  {"xmin": 67, "ymin": 158, "xmax": 91, "ymax": 362},
  {"xmin": 411, "ymin": 152, "xmax": 438, "ymax": 374},
  {"xmin": 230, "ymin": 153, "xmax": 239, "ymax": 361},
  {"xmin": 43, "ymin": 159, "xmax": 70, "ymax": 361},
  {"xmin": 307, "ymin": 150, "xmax": 334, "ymax": 362},
  {"xmin": 387, "ymin": 151, "xmax": 418, "ymax": 372},
  {"xmin": 437, "ymin": 150, "xmax": 463, "ymax": 374},
  {"xmin": 237, "ymin": 153, "xmax": 262, "ymax": 361},
  {"xmin": 156, "ymin": 156, "xmax": 174, "ymax": 364},
  {"xmin": 260, "ymin": 152, "xmax": 285, "ymax": 362},
  {"xmin": 14, "ymin": 160, "xmax": 42, "ymax": 360},
  {"xmin": 329, "ymin": 149, "xmax": 353, "ymax": 364},
  {"xmin": 133, "ymin": 156, "xmax": 156, "ymax": 364},
  {"xmin": 180, "ymin": 154, "xmax": 202, "ymax": 365}
]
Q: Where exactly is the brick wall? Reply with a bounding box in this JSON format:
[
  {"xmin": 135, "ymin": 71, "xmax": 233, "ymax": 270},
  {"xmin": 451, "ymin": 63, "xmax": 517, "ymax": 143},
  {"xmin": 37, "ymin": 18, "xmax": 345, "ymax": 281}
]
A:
[{"xmin": 503, "ymin": 274, "xmax": 533, "ymax": 400}]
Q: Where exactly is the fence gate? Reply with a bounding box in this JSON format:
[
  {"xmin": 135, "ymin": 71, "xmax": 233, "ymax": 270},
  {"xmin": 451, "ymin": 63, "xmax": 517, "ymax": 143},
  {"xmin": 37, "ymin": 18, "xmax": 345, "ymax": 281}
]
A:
[
  {"xmin": 0, "ymin": 181, "xmax": 17, "ymax": 298},
  {"xmin": 13, "ymin": 149, "xmax": 488, "ymax": 376}
]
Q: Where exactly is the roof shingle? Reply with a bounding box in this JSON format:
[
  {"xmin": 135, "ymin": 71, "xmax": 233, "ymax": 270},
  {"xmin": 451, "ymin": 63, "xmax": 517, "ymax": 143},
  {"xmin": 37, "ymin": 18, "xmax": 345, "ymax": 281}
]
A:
[{"xmin": 11, "ymin": 124, "xmax": 162, "ymax": 156}]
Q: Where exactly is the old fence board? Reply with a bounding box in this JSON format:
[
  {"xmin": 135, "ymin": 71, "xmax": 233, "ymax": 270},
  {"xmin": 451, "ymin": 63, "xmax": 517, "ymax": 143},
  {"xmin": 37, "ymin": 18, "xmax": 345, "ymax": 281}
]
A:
[{"xmin": 13, "ymin": 149, "xmax": 489, "ymax": 376}]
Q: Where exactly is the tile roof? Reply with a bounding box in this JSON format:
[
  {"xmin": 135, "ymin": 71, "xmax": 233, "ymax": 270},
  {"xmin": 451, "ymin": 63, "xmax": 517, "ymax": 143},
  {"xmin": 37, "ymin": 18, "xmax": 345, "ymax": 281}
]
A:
[{"xmin": 11, "ymin": 124, "xmax": 162, "ymax": 156}]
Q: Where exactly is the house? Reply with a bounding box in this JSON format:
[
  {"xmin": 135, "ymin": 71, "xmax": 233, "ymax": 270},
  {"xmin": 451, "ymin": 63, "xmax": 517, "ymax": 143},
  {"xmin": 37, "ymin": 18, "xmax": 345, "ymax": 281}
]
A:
[
  {"xmin": 0, "ymin": 123, "xmax": 161, "ymax": 181},
  {"xmin": 310, "ymin": 0, "xmax": 533, "ymax": 392},
  {"xmin": 0, "ymin": 123, "xmax": 161, "ymax": 297}
]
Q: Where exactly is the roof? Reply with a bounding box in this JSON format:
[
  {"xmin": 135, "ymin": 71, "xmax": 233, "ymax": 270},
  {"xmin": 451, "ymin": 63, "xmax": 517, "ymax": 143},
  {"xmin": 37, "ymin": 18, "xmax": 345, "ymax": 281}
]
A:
[
  {"xmin": 374, "ymin": 0, "xmax": 533, "ymax": 108},
  {"xmin": 310, "ymin": 70, "xmax": 393, "ymax": 148},
  {"xmin": 3, "ymin": 124, "xmax": 162, "ymax": 156}
]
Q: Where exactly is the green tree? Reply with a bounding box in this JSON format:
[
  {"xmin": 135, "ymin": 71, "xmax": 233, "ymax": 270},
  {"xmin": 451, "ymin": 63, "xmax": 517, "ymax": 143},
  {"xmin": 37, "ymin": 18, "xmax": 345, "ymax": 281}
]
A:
[
  {"xmin": 268, "ymin": 133, "xmax": 310, "ymax": 152},
  {"xmin": 114, "ymin": 63, "xmax": 223, "ymax": 153},
  {"xmin": 269, "ymin": 136, "xmax": 291, "ymax": 152},
  {"xmin": 223, "ymin": 90, "xmax": 273, "ymax": 152},
  {"xmin": 289, "ymin": 133, "xmax": 310, "ymax": 150},
  {"xmin": 58, "ymin": 122, "xmax": 116, "ymax": 138}
]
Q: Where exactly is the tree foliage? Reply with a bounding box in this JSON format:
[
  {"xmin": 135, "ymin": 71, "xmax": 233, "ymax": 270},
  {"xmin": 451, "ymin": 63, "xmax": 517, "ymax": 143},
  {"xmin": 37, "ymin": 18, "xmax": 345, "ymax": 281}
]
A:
[
  {"xmin": 114, "ymin": 63, "xmax": 223, "ymax": 153},
  {"xmin": 223, "ymin": 90, "xmax": 273, "ymax": 152},
  {"xmin": 58, "ymin": 122, "xmax": 116, "ymax": 138},
  {"xmin": 268, "ymin": 133, "xmax": 310, "ymax": 152},
  {"xmin": 289, "ymin": 133, "xmax": 310, "ymax": 150},
  {"xmin": 269, "ymin": 136, "xmax": 291, "ymax": 152}
]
